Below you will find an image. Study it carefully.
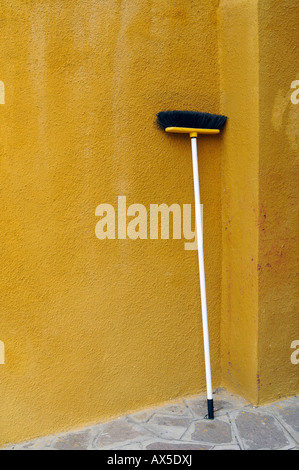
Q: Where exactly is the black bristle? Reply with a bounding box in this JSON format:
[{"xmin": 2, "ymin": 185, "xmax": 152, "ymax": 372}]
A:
[{"xmin": 156, "ymin": 110, "xmax": 227, "ymax": 131}]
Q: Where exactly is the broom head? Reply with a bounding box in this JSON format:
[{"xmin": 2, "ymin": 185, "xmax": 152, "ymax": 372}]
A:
[{"xmin": 156, "ymin": 110, "xmax": 227, "ymax": 136}]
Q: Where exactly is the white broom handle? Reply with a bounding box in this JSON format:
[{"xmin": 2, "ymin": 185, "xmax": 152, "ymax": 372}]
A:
[{"xmin": 190, "ymin": 136, "xmax": 213, "ymax": 401}]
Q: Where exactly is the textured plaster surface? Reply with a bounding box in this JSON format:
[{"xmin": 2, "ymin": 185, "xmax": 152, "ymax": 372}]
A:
[
  {"xmin": 218, "ymin": 0, "xmax": 260, "ymax": 403},
  {"xmin": 0, "ymin": 0, "xmax": 223, "ymax": 446},
  {"xmin": 218, "ymin": 0, "xmax": 299, "ymax": 404},
  {"xmin": 257, "ymin": 0, "xmax": 299, "ymax": 403}
]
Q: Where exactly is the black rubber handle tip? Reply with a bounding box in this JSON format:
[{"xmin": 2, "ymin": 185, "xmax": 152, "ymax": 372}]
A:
[{"xmin": 205, "ymin": 399, "xmax": 214, "ymax": 420}]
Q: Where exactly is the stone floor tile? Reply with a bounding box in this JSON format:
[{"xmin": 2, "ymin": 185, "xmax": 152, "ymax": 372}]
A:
[
  {"xmin": 52, "ymin": 428, "xmax": 94, "ymax": 450},
  {"xmin": 154, "ymin": 402, "xmax": 193, "ymax": 418},
  {"xmin": 263, "ymin": 398, "xmax": 299, "ymax": 443},
  {"xmin": 233, "ymin": 410, "xmax": 292, "ymax": 450},
  {"xmin": 212, "ymin": 444, "xmax": 240, "ymax": 450},
  {"xmin": 182, "ymin": 416, "xmax": 233, "ymax": 445},
  {"xmin": 115, "ymin": 442, "xmax": 144, "ymax": 450},
  {"xmin": 144, "ymin": 440, "xmax": 211, "ymax": 450},
  {"xmin": 183, "ymin": 397, "xmax": 208, "ymax": 419},
  {"xmin": 144, "ymin": 414, "xmax": 194, "ymax": 440},
  {"xmin": 277, "ymin": 404, "xmax": 299, "ymax": 431},
  {"xmin": 93, "ymin": 418, "xmax": 153, "ymax": 449}
]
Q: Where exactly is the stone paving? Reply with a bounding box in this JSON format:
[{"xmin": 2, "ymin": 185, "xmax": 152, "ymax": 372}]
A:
[{"xmin": 3, "ymin": 389, "xmax": 298, "ymax": 450}]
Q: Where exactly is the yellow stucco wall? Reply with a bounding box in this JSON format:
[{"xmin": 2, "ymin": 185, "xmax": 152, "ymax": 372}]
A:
[
  {"xmin": 218, "ymin": 0, "xmax": 299, "ymax": 404},
  {"xmin": 0, "ymin": 0, "xmax": 223, "ymax": 446},
  {"xmin": 0, "ymin": 0, "xmax": 298, "ymax": 447},
  {"xmin": 218, "ymin": 0, "xmax": 260, "ymax": 404},
  {"xmin": 257, "ymin": 0, "xmax": 299, "ymax": 403}
]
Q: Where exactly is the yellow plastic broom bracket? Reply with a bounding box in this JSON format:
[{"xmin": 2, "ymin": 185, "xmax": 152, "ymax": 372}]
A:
[{"xmin": 165, "ymin": 127, "xmax": 220, "ymax": 137}]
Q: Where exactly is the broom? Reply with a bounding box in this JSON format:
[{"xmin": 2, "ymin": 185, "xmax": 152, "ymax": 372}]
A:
[{"xmin": 156, "ymin": 110, "xmax": 227, "ymax": 420}]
